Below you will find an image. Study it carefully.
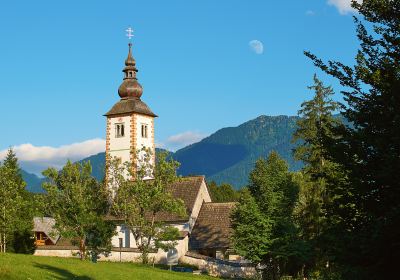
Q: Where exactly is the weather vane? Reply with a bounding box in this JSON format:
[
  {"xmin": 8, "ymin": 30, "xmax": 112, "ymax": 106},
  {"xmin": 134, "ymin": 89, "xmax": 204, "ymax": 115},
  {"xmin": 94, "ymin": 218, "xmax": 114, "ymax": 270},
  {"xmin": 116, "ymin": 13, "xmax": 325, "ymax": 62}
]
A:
[{"xmin": 126, "ymin": 27, "xmax": 134, "ymax": 41}]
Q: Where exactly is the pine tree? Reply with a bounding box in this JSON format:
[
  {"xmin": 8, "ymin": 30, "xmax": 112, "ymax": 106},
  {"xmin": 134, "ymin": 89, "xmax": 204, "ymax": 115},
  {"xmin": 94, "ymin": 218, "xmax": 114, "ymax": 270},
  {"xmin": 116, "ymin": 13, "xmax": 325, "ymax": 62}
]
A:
[
  {"xmin": 305, "ymin": 0, "xmax": 400, "ymax": 277},
  {"xmin": 293, "ymin": 75, "xmax": 340, "ymax": 176},
  {"xmin": 0, "ymin": 148, "xmax": 32, "ymax": 253},
  {"xmin": 292, "ymin": 75, "xmax": 343, "ymax": 274}
]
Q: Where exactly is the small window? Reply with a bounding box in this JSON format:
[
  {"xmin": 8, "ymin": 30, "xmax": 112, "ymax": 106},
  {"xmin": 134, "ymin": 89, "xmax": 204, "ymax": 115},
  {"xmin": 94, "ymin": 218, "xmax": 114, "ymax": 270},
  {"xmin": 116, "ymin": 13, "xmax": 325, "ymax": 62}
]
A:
[
  {"xmin": 141, "ymin": 124, "xmax": 148, "ymax": 138},
  {"xmin": 115, "ymin": 123, "xmax": 125, "ymax": 138}
]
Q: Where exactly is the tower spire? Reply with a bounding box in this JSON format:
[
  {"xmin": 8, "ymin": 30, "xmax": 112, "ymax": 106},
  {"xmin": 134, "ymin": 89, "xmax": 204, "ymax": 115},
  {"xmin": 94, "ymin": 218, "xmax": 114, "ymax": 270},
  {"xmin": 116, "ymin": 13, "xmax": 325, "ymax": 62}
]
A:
[{"xmin": 118, "ymin": 29, "xmax": 143, "ymax": 99}]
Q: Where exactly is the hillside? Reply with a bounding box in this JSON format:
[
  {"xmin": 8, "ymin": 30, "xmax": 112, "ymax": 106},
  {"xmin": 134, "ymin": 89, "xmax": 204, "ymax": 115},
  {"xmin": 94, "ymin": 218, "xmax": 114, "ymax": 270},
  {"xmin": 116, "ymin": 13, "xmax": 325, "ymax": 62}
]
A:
[
  {"xmin": 174, "ymin": 115, "xmax": 302, "ymax": 188},
  {"xmin": 77, "ymin": 152, "xmax": 106, "ymax": 181},
  {"xmin": 21, "ymin": 170, "xmax": 44, "ymax": 193},
  {"xmin": 22, "ymin": 115, "xmax": 303, "ymax": 191}
]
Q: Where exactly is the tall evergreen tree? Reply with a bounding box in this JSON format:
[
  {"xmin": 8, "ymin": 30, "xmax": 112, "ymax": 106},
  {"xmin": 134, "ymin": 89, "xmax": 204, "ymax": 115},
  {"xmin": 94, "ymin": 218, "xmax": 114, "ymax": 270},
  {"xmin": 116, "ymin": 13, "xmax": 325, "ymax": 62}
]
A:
[
  {"xmin": 0, "ymin": 149, "xmax": 33, "ymax": 253},
  {"xmin": 292, "ymin": 75, "xmax": 342, "ymax": 274},
  {"xmin": 293, "ymin": 75, "xmax": 340, "ymax": 176},
  {"xmin": 305, "ymin": 0, "xmax": 400, "ymax": 278}
]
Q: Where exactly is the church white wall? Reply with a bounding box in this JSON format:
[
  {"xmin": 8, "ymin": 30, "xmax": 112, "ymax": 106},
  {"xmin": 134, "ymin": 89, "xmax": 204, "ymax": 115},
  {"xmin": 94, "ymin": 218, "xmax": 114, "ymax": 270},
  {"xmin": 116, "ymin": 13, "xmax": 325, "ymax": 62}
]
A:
[
  {"xmin": 175, "ymin": 236, "xmax": 189, "ymax": 260},
  {"xmin": 111, "ymin": 223, "xmax": 188, "ymax": 251},
  {"xmin": 135, "ymin": 114, "xmax": 154, "ymax": 153},
  {"xmin": 188, "ymin": 179, "xmax": 212, "ymax": 232},
  {"xmin": 108, "ymin": 115, "xmax": 132, "ymax": 165},
  {"xmin": 112, "ymin": 225, "xmax": 135, "ymax": 248}
]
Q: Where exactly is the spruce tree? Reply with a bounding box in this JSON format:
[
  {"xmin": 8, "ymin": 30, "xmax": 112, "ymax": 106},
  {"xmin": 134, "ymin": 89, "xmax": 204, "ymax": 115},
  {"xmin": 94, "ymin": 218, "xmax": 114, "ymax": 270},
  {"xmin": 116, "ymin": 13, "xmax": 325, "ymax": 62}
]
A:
[
  {"xmin": 305, "ymin": 0, "xmax": 400, "ymax": 277},
  {"xmin": 292, "ymin": 75, "xmax": 342, "ymax": 274},
  {"xmin": 0, "ymin": 148, "xmax": 33, "ymax": 253}
]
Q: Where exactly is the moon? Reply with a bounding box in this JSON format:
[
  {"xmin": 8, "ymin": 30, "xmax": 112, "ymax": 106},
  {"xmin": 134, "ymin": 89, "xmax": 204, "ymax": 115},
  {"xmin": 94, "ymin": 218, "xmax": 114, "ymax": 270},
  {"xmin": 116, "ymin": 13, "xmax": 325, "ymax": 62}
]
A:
[{"xmin": 249, "ymin": 40, "xmax": 264, "ymax": 55}]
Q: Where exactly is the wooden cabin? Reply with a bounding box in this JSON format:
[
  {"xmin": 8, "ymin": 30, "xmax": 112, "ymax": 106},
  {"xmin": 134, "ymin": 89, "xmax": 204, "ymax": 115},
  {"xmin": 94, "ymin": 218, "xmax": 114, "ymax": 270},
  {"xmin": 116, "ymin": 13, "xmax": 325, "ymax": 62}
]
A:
[{"xmin": 33, "ymin": 217, "xmax": 60, "ymax": 246}]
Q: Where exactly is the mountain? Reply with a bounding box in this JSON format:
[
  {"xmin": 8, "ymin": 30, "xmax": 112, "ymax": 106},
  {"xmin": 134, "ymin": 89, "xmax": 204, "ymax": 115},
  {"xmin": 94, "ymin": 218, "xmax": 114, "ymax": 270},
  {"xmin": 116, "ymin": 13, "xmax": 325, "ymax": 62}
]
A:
[
  {"xmin": 22, "ymin": 115, "xmax": 303, "ymax": 191},
  {"xmin": 77, "ymin": 152, "xmax": 106, "ymax": 181},
  {"xmin": 21, "ymin": 170, "xmax": 45, "ymax": 193},
  {"xmin": 174, "ymin": 115, "xmax": 302, "ymax": 188},
  {"xmin": 21, "ymin": 153, "xmax": 106, "ymax": 193}
]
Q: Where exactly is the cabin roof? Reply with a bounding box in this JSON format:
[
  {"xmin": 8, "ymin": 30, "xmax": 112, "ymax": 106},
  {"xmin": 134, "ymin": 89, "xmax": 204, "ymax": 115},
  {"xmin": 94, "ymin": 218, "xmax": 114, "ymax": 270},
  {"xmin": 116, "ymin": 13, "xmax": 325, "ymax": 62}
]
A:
[
  {"xmin": 190, "ymin": 202, "xmax": 236, "ymax": 250},
  {"xmin": 33, "ymin": 217, "xmax": 60, "ymax": 244}
]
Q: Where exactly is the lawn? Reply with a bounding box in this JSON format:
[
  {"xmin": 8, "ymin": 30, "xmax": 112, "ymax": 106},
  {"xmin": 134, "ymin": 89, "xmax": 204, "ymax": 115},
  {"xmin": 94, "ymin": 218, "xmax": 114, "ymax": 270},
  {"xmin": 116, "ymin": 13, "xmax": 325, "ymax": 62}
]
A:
[{"xmin": 0, "ymin": 253, "xmax": 215, "ymax": 280}]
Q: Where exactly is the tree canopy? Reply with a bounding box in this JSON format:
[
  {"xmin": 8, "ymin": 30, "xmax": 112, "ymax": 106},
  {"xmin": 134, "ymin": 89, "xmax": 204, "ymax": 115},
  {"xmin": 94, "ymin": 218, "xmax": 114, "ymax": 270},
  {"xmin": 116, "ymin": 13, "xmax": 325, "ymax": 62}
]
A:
[
  {"xmin": 231, "ymin": 151, "xmax": 300, "ymax": 279},
  {"xmin": 42, "ymin": 161, "xmax": 113, "ymax": 260},
  {"xmin": 108, "ymin": 148, "xmax": 186, "ymax": 264},
  {"xmin": 0, "ymin": 149, "xmax": 34, "ymax": 253},
  {"xmin": 305, "ymin": 0, "xmax": 400, "ymax": 278}
]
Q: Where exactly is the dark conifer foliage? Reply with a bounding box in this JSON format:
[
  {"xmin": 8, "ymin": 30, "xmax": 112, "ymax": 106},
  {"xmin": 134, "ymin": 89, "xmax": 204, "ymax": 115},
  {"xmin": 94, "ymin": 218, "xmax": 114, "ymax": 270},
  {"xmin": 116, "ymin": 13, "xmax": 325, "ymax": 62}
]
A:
[
  {"xmin": 292, "ymin": 75, "xmax": 343, "ymax": 275},
  {"xmin": 305, "ymin": 0, "xmax": 400, "ymax": 278},
  {"xmin": 0, "ymin": 149, "xmax": 35, "ymax": 254}
]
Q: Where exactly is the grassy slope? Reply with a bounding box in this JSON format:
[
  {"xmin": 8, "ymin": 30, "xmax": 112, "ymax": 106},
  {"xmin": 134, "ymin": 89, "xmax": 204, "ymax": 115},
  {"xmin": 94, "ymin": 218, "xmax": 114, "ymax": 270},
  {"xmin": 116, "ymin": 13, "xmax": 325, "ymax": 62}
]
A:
[{"xmin": 0, "ymin": 253, "xmax": 214, "ymax": 280}]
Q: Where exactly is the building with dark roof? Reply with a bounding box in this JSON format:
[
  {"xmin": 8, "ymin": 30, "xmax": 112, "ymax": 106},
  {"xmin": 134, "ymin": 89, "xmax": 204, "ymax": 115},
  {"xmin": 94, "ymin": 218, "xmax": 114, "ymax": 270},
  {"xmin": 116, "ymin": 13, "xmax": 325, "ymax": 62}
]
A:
[
  {"xmin": 33, "ymin": 217, "xmax": 60, "ymax": 246},
  {"xmin": 190, "ymin": 202, "xmax": 236, "ymax": 259},
  {"xmin": 34, "ymin": 38, "xmax": 238, "ymax": 264}
]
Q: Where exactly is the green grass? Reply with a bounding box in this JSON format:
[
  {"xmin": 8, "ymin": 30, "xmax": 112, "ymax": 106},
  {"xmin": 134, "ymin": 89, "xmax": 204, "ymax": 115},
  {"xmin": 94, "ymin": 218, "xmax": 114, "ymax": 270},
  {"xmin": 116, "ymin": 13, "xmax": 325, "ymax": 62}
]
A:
[{"xmin": 0, "ymin": 253, "xmax": 215, "ymax": 280}]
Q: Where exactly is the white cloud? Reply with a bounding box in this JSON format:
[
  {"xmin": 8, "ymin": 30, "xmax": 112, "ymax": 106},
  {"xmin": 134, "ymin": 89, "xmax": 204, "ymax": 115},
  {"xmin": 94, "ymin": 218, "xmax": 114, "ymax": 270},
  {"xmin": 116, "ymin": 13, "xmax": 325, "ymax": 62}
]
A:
[
  {"xmin": 0, "ymin": 139, "xmax": 106, "ymax": 175},
  {"xmin": 162, "ymin": 131, "xmax": 207, "ymax": 151},
  {"xmin": 1, "ymin": 133, "xmax": 207, "ymax": 174},
  {"xmin": 249, "ymin": 40, "xmax": 264, "ymax": 55},
  {"xmin": 155, "ymin": 141, "xmax": 166, "ymax": 149},
  {"xmin": 328, "ymin": 0, "xmax": 362, "ymax": 15}
]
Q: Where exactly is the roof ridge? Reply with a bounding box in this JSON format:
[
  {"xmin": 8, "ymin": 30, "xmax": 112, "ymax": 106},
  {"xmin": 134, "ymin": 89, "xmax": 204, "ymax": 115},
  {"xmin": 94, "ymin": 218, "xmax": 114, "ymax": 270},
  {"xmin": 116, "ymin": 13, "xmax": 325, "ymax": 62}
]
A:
[
  {"xmin": 204, "ymin": 202, "xmax": 236, "ymax": 205},
  {"xmin": 181, "ymin": 175, "xmax": 205, "ymax": 179}
]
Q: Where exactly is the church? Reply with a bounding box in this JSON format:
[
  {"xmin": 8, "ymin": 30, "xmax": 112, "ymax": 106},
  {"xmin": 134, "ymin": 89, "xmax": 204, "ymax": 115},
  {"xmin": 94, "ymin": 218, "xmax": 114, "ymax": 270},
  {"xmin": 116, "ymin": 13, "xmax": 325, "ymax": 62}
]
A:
[{"xmin": 34, "ymin": 40, "xmax": 238, "ymax": 264}]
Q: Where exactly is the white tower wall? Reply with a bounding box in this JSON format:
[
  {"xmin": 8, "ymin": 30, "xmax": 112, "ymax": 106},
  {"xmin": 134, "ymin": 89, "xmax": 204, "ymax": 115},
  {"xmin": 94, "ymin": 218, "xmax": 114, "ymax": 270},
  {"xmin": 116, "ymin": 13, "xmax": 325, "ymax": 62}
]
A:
[
  {"xmin": 107, "ymin": 115, "xmax": 132, "ymax": 164},
  {"xmin": 106, "ymin": 113, "xmax": 155, "ymax": 173}
]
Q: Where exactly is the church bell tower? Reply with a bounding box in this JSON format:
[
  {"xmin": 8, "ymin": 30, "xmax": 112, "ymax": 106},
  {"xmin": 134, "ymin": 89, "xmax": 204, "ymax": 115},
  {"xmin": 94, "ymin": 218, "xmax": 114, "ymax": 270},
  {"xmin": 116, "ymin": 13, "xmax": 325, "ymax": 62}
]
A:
[{"xmin": 104, "ymin": 41, "xmax": 157, "ymax": 173}]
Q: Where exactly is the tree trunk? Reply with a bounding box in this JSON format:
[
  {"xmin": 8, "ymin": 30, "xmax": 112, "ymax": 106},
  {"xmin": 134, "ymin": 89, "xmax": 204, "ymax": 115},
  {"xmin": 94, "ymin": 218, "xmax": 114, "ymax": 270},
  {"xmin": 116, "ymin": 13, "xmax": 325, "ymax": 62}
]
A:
[
  {"xmin": 2, "ymin": 205, "xmax": 5, "ymax": 253},
  {"xmin": 142, "ymin": 250, "xmax": 149, "ymax": 264},
  {"xmin": 3, "ymin": 232, "xmax": 6, "ymax": 253},
  {"xmin": 79, "ymin": 238, "xmax": 86, "ymax": 260}
]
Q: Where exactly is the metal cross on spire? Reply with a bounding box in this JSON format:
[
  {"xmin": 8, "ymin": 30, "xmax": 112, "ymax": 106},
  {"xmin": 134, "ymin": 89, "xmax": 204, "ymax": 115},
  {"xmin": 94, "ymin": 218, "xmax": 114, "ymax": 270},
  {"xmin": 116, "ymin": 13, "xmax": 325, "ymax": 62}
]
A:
[{"xmin": 126, "ymin": 27, "xmax": 134, "ymax": 40}]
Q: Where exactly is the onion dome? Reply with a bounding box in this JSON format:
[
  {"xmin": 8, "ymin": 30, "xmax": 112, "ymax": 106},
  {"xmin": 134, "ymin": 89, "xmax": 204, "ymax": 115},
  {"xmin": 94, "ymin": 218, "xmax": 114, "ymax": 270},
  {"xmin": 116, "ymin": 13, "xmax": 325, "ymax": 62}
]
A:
[{"xmin": 118, "ymin": 43, "xmax": 143, "ymax": 99}]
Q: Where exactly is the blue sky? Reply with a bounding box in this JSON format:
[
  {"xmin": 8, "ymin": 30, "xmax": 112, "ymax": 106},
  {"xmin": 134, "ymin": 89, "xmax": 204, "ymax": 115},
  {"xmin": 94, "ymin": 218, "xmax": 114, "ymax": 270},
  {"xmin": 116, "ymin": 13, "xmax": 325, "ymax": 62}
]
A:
[{"xmin": 0, "ymin": 0, "xmax": 360, "ymax": 173}]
